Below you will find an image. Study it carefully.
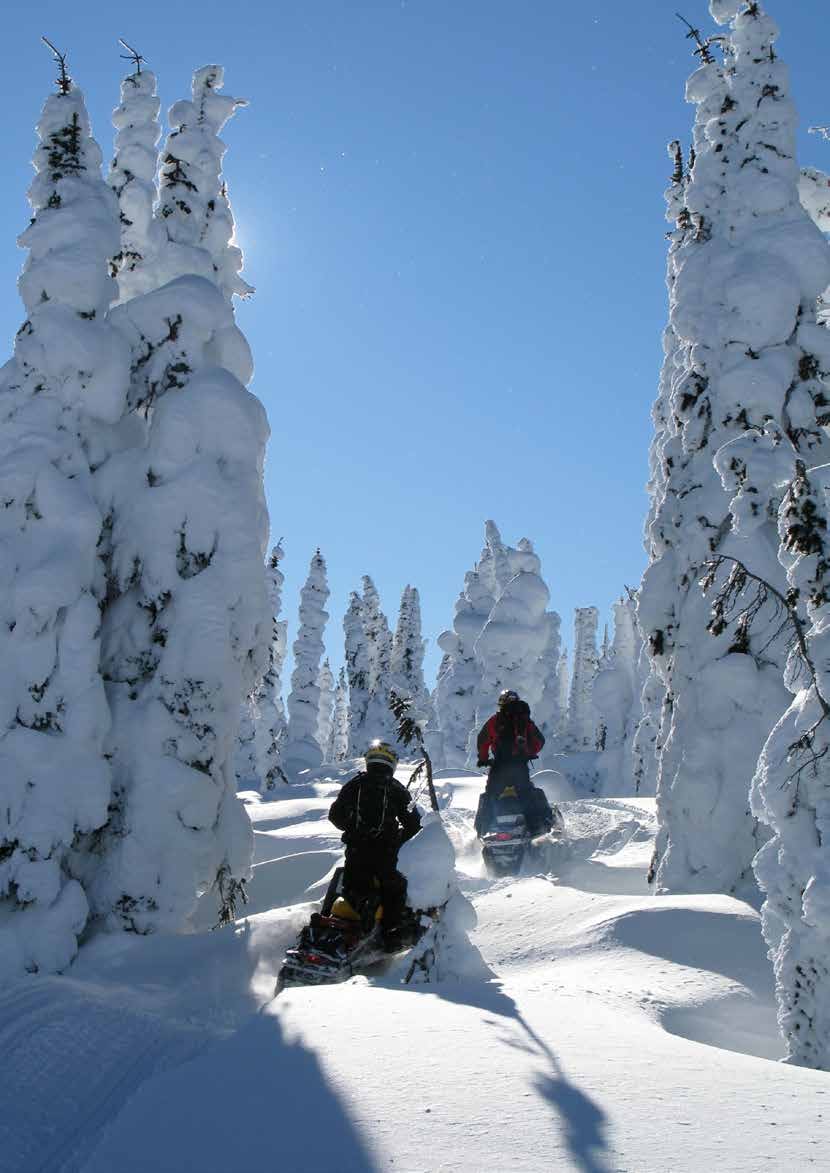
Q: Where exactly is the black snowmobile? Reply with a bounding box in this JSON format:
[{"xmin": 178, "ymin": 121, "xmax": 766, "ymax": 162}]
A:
[
  {"xmin": 276, "ymin": 866, "xmax": 428, "ymax": 992},
  {"xmin": 475, "ymin": 782, "xmax": 565, "ymax": 877}
]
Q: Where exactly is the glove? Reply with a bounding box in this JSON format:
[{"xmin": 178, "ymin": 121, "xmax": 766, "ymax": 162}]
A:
[{"xmin": 476, "ymin": 758, "xmax": 488, "ymax": 768}]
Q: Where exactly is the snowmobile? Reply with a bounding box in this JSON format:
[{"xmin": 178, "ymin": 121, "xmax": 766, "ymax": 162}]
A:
[
  {"xmin": 476, "ymin": 782, "xmax": 565, "ymax": 877},
  {"xmin": 276, "ymin": 866, "xmax": 428, "ymax": 992}
]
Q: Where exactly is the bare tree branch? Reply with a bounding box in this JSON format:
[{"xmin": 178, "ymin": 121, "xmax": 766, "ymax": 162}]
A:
[
  {"xmin": 118, "ymin": 39, "xmax": 147, "ymax": 75},
  {"xmin": 41, "ymin": 37, "xmax": 71, "ymax": 94},
  {"xmin": 702, "ymin": 552, "xmax": 830, "ymax": 786}
]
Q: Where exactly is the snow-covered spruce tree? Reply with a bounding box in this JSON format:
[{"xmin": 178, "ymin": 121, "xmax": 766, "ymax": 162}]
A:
[
  {"xmin": 155, "ymin": 65, "xmax": 253, "ymax": 300},
  {"xmin": 592, "ymin": 596, "xmax": 643, "ymax": 793},
  {"xmin": 361, "ymin": 575, "xmax": 398, "ymax": 743},
  {"xmin": 0, "ymin": 52, "xmax": 132, "ymax": 978},
  {"xmin": 235, "ymin": 543, "xmax": 288, "ymax": 792},
  {"xmin": 638, "ymin": 1, "xmax": 830, "ymax": 895},
  {"xmin": 234, "ymin": 698, "xmax": 259, "ymax": 791},
  {"xmin": 283, "ymin": 552, "xmax": 330, "ymax": 775},
  {"xmin": 535, "ymin": 612, "xmax": 564, "ymax": 761},
  {"xmin": 631, "ymin": 145, "xmax": 688, "ymax": 806},
  {"xmin": 89, "ymin": 63, "xmax": 268, "ymax": 931},
  {"xmin": 344, "ymin": 591, "xmax": 370, "ymax": 756},
  {"xmin": 92, "ymin": 282, "xmax": 270, "ymax": 928},
  {"xmin": 108, "ymin": 51, "xmax": 163, "ymax": 303},
  {"xmin": 390, "ymin": 586, "xmax": 430, "ymax": 722},
  {"xmin": 631, "ymin": 640, "xmax": 665, "ymax": 796},
  {"xmin": 316, "ymin": 659, "xmax": 335, "ymax": 762},
  {"xmin": 556, "ymin": 652, "xmax": 569, "ymax": 735},
  {"xmin": 799, "ymin": 159, "xmax": 830, "ymax": 328},
  {"xmin": 328, "ymin": 667, "xmax": 350, "ymax": 763},
  {"xmin": 468, "ymin": 570, "xmax": 551, "ymax": 766},
  {"xmin": 434, "ymin": 525, "xmax": 551, "ymax": 765},
  {"xmin": 564, "ymin": 608, "xmax": 600, "ymax": 751},
  {"xmin": 750, "ymin": 461, "xmax": 830, "ymax": 1068},
  {"xmin": 255, "ymin": 543, "xmax": 288, "ymax": 792},
  {"xmin": 433, "ymin": 567, "xmax": 493, "ymax": 767},
  {"xmin": 799, "ymin": 166, "xmax": 830, "ymax": 234}
]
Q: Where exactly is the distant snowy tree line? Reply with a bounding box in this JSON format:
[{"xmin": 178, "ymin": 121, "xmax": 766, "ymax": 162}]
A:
[{"xmin": 238, "ymin": 519, "xmax": 642, "ymax": 799}]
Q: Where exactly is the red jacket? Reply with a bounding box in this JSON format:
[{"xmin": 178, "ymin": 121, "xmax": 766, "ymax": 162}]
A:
[{"xmin": 477, "ymin": 704, "xmax": 545, "ymax": 764}]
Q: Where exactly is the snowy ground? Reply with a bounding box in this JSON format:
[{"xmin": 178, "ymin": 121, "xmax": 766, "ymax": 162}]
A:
[{"xmin": 2, "ymin": 765, "xmax": 828, "ymax": 1172}]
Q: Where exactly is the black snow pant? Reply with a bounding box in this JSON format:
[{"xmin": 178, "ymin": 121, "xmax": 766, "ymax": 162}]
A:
[
  {"xmin": 477, "ymin": 760, "xmax": 552, "ymax": 836},
  {"xmin": 343, "ymin": 841, "xmax": 408, "ymax": 931}
]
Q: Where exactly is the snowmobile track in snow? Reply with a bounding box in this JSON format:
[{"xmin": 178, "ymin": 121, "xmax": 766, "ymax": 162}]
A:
[{"xmin": 0, "ymin": 981, "xmax": 208, "ymax": 1173}]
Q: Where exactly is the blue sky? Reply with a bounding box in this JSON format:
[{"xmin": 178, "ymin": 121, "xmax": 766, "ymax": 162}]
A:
[{"xmin": 0, "ymin": 1, "xmax": 827, "ymax": 682}]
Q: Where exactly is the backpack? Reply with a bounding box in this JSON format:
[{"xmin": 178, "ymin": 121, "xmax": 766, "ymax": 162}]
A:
[
  {"xmin": 494, "ymin": 704, "xmax": 543, "ymax": 760},
  {"xmin": 350, "ymin": 774, "xmax": 392, "ymax": 839}
]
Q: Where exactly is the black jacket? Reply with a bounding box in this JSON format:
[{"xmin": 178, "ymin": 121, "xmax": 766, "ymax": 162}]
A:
[{"xmin": 329, "ymin": 768, "xmax": 421, "ymax": 848}]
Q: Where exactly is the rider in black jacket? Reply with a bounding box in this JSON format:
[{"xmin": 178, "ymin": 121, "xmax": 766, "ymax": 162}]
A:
[{"xmin": 328, "ymin": 741, "xmax": 421, "ymax": 937}]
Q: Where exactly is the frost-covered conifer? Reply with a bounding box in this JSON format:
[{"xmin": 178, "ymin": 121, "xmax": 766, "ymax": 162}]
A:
[
  {"xmin": 361, "ymin": 576, "xmax": 398, "ymax": 742},
  {"xmin": 344, "ymin": 592, "xmax": 370, "ymax": 755},
  {"xmin": 469, "ymin": 570, "xmax": 551, "ymax": 765},
  {"xmin": 316, "ymin": 659, "xmax": 335, "ymax": 761},
  {"xmin": 799, "ymin": 162, "xmax": 830, "ymax": 327},
  {"xmin": 284, "ymin": 552, "xmax": 330, "ymax": 775},
  {"xmin": 435, "ymin": 525, "xmax": 554, "ymax": 765},
  {"xmin": 328, "ymin": 668, "xmax": 350, "ymax": 763},
  {"xmin": 433, "ymin": 568, "xmax": 493, "ymax": 767},
  {"xmin": 89, "ymin": 58, "xmax": 268, "ymax": 929},
  {"xmin": 234, "ymin": 700, "xmax": 259, "ymax": 791},
  {"xmin": 632, "ymin": 144, "xmax": 687, "ymax": 804},
  {"xmin": 255, "ymin": 544, "xmax": 288, "ymax": 792},
  {"xmin": 556, "ymin": 653, "xmax": 570, "ymax": 735},
  {"xmin": 565, "ymin": 608, "xmax": 600, "ymax": 751},
  {"xmin": 0, "ymin": 57, "xmax": 131, "ymax": 977},
  {"xmin": 593, "ymin": 596, "xmax": 642, "ymax": 792},
  {"xmin": 799, "ymin": 167, "xmax": 830, "ymax": 234},
  {"xmin": 433, "ymin": 524, "xmax": 514, "ymax": 766},
  {"xmin": 91, "ymin": 277, "xmax": 270, "ymax": 929},
  {"xmin": 108, "ymin": 56, "xmax": 162, "ymax": 302},
  {"xmin": 639, "ymin": 1, "xmax": 830, "ymax": 894},
  {"xmin": 156, "ymin": 65, "xmax": 253, "ymax": 300},
  {"xmin": 752, "ymin": 461, "xmax": 830, "ymax": 1068},
  {"xmin": 631, "ymin": 643, "xmax": 664, "ymax": 797},
  {"xmin": 391, "ymin": 586, "xmax": 430, "ymax": 720},
  {"xmin": 536, "ymin": 613, "xmax": 564, "ymax": 758}
]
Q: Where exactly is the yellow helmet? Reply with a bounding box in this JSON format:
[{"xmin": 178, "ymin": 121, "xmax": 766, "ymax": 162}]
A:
[{"xmin": 365, "ymin": 740, "xmax": 399, "ymax": 770}]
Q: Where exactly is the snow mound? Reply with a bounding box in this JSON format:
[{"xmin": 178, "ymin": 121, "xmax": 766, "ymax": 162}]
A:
[{"xmin": 399, "ymin": 811, "xmax": 456, "ymax": 910}]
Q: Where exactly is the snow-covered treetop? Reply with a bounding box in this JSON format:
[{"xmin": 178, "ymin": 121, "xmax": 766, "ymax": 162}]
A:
[
  {"xmin": 266, "ymin": 541, "xmax": 285, "ymax": 617},
  {"xmin": 709, "ymin": 0, "xmax": 748, "ymax": 26},
  {"xmin": 13, "ymin": 60, "xmax": 130, "ymax": 433},
  {"xmin": 510, "ymin": 537, "xmax": 542, "ymax": 577},
  {"xmin": 157, "ymin": 65, "xmax": 253, "ymax": 300},
  {"xmin": 109, "ymin": 62, "xmax": 163, "ymax": 301},
  {"xmin": 19, "ymin": 79, "xmax": 119, "ymax": 320}
]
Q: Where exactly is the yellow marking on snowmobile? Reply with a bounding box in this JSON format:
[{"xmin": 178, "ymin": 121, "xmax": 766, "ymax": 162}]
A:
[
  {"xmin": 330, "ymin": 897, "xmax": 360, "ymax": 921},
  {"xmin": 499, "ymin": 786, "xmax": 518, "ymax": 798}
]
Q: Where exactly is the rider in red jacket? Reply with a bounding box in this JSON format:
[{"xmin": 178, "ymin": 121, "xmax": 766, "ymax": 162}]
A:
[
  {"xmin": 475, "ymin": 689, "xmax": 550, "ymax": 835},
  {"xmin": 476, "ymin": 692, "xmax": 545, "ymax": 765}
]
